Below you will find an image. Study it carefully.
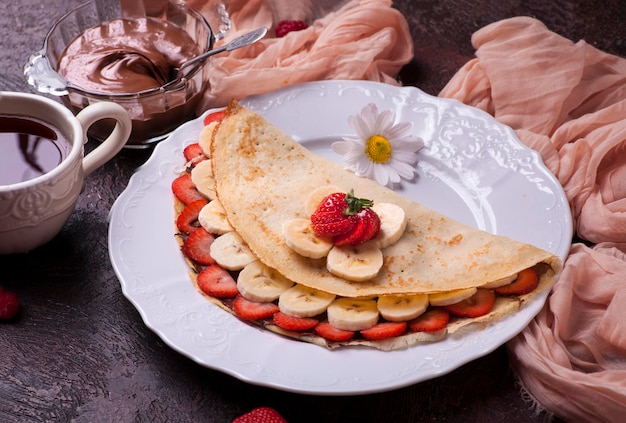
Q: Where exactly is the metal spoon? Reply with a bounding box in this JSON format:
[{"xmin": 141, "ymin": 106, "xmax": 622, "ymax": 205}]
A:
[{"xmin": 172, "ymin": 27, "xmax": 268, "ymax": 81}]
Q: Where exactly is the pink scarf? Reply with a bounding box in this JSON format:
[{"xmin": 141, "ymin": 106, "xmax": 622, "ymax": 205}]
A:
[
  {"xmin": 440, "ymin": 17, "xmax": 626, "ymax": 421},
  {"xmin": 185, "ymin": 0, "xmax": 413, "ymax": 110}
]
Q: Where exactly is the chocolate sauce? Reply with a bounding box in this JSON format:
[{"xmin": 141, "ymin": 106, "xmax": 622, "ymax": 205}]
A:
[
  {"xmin": 0, "ymin": 116, "xmax": 70, "ymax": 185},
  {"xmin": 57, "ymin": 17, "xmax": 201, "ymax": 94}
]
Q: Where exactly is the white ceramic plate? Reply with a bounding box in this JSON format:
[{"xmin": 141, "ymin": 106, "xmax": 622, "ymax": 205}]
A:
[{"xmin": 108, "ymin": 80, "xmax": 572, "ymax": 395}]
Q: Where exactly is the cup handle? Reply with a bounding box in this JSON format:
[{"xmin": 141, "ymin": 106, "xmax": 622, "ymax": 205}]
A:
[{"xmin": 76, "ymin": 102, "xmax": 132, "ymax": 177}]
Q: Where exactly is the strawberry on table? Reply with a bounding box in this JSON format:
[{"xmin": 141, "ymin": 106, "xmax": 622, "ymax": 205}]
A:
[
  {"xmin": 495, "ymin": 268, "xmax": 538, "ymax": 296},
  {"xmin": 196, "ymin": 265, "xmax": 239, "ymax": 299},
  {"xmin": 408, "ymin": 308, "xmax": 450, "ymax": 333},
  {"xmin": 314, "ymin": 322, "xmax": 354, "ymax": 342},
  {"xmin": 360, "ymin": 321, "xmax": 407, "ymax": 341},
  {"xmin": 182, "ymin": 227, "xmax": 216, "ymax": 266},
  {"xmin": 233, "ymin": 407, "xmax": 287, "ymax": 423},
  {"xmin": 0, "ymin": 287, "xmax": 19, "ymax": 320},
  {"xmin": 275, "ymin": 20, "xmax": 308, "ymax": 37},
  {"xmin": 444, "ymin": 288, "xmax": 496, "ymax": 318},
  {"xmin": 176, "ymin": 199, "xmax": 207, "ymax": 235},
  {"xmin": 233, "ymin": 295, "xmax": 279, "ymax": 321},
  {"xmin": 272, "ymin": 312, "xmax": 318, "ymax": 331},
  {"xmin": 172, "ymin": 173, "xmax": 205, "ymax": 205}
]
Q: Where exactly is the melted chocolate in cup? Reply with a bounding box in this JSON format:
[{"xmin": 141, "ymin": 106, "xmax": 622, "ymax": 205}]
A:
[{"xmin": 53, "ymin": 8, "xmax": 212, "ymax": 146}]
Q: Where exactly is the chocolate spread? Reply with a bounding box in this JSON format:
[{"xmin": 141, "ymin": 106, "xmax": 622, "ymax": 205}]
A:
[{"xmin": 57, "ymin": 17, "xmax": 201, "ymax": 93}]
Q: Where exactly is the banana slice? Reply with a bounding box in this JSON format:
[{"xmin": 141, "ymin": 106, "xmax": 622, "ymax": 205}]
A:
[
  {"xmin": 278, "ymin": 284, "xmax": 336, "ymax": 317},
  {"xmin": 282, "ymin": 218, "xmax": 333, "ymax": 259},
  {"xmin": 199, "ymin": 200, "xmax": 233, "ymax": 235},
  {"xmin": 377, "ymin": 294, "xmax": 429, "ymax": 322},
  {"xmin": 209, "ymin": 231, "xmax": 257, "ymax": 270},
  {"xmin": 304, "ymin": 184, "xmax": 342, "ymax": 216},
  {"xmin": 198, "ymin": 121, "xmax": 217, "ymax": 157},
  {"xmin": 327, "ymin": 298, "xmax": 379, "ymax": 331},
  {"xmin": 326, "ymin": 242, "xmax": 383, "ymax": 282},
  {"xmin": 481, "ymin": 274, "xmax": 517, "ymax": 289},
  {"xmin": 372, "ymin": 202, "xmax": 408, "ymax": 249},
  {"xmin": 190, "ymin": 159, "xmax": 217, "ymax": 200},
  {"xmin": 429, "ymin": 287, "xmax": 477, "ymax": 307},
  {"xmin": 237, "ymin": 260, "xmax": 294, "ymax": 303}
]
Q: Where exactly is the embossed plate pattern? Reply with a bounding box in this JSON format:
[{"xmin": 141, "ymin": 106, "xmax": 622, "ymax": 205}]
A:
[{"xmin": 108, "ymin": 81, "xmax": 572, "ymax": 395}]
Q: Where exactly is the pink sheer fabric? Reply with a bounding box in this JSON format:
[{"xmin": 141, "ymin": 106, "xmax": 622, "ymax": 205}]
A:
[
  {"xmin": 440, "ymin": 17, "xmax": 626, "ymax": 421},
  {"xmin": 185, "ymin": 0, "xmax": 413, "ymax": 110}
]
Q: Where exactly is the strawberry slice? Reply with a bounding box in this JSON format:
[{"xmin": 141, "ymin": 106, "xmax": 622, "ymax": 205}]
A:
[
  {"xmin": 409, "ymin": 308, "xmax": 450, "ymax": 333},
  {"xmin": 312, "ymin": 213, "xmax": 357, "ymax": 238},
  {"xmin": 203, "ymin": 110, "xmax": 226, "ymax": 126},
  {"xmin": 444, "ymin": 288, "xmax": 496, "ymax": 318},
  {"xmin": 0, "ymin": 287, "xmax": 19, "ymax": 320},
  {"xmin": 360, "ymin": 321, "xmax": 407, "ymax": 341},
  {"xmin": 334, "ymin": 208, "xmax": 381, "ymax": 246},
  {"xmin": 233, "ymin": 407, "xmax": 287, "ymax": 423},
  {"xmin": 272, "ymin": 312, "xmax": 318, "ymax": 331},
  {"xmin": 172, "ymin": 174, "xmax": 205, "ymax": 205},
  {"xmin": 182, "ymin": 228, "xmax": 216, "ymax": 266},
  {"xmin": 176, "ymin": 199, "xmax": 207, "ymax": 234},
  {"xmin": 196, "ymin": 265, "xmax": 239, "ymax": 298},
  {"xmin": 233, "ymin": 295, "xmax": 279, "ymax": 321},
  {"xmin": 314, "ymin": 322, "xmax": 354, "ymax": 342},
  {"xmin": 183, "ymin": 143, "xmax": 206, "ymax": 167},
  {"xmin": 495, "ymin": 268, "xmax": 538, "ymax": 296}
]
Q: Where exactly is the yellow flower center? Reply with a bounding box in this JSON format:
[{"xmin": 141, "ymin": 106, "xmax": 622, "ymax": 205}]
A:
[{"xmin": 365, "ymin": 135, "xmax": 391, "ymax": 164}]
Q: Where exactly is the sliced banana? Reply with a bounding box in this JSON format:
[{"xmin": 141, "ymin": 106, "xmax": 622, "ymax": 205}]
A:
[
  {"xmin": 481, "ymin": 274, "xmax": 518, "ymax": 289},
  {"xmin": 327, "ymin": 298, "xmax": 379, "ymax": 331},
  {"xmin": 237, "ymin": 260, "xmax": 294, "ymax": 303},
  {"xmin": 209, "ymin": 231, "xmax": 257, "ymax": 270},
  {"xmin": 326, "ymin": 242, "xmax": 383, "ymax": 282},
  {"xmin": 304, "ymin": 184, "xmax": 342, "ymax": 216},
  {"xmin": 429, "ymin": 287, "xmax": 477, "ymax": 307},
  {"xmin": 199, "ymin": 200, "xmax": 233, "ymax": 235},
  {"xmin": 190, "ymin": 159, "xmax": 217, "ymax": 200},
  {"xmin": 282, "ymin": 218, "xmax": 333, "ymax": 259},
  {"xmin": 278, "ymin": 284, "xmax": 336, "ymax": 317},
  {"xmin": 372, "ymin": 202, "xmax": 408, "ymax": 249},
  {"xmin": 377, "ymin": 294, "xmax": 429, "ymax": 322},
  {"xmin": 198, "ymin": 121, "xmax": 217, "ymax": 157}
]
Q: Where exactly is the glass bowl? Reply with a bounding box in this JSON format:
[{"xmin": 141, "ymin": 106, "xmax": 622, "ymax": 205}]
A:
[{"xmin": 25, "ymin": 0, "xmax": 214, "ymax": 147}]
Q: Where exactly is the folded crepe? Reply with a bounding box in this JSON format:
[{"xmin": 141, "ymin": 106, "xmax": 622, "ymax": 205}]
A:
[{"xmin": 210, "ymin": 101, "xmax": 562, "ymax": 298}]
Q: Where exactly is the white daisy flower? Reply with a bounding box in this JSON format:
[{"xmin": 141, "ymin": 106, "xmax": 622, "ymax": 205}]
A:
[{"xmin": 331, "ymin": 103, "xmax": 424, "ymax": 188}]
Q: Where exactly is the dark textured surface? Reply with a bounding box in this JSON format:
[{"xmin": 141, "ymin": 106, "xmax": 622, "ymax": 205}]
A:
[{"xmin": 2, "ymin": 1, "xmax": 625, "ymax": 422}]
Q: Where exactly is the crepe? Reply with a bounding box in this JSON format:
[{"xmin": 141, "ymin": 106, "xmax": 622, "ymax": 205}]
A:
[{"xmin": 210, "ymin": 101, "xmax": 562, "ymax": 298}]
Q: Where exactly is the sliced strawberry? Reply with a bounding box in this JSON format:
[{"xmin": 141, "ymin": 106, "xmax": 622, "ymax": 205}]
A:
[
  {"xmin": 444, "ymin": 288, "xmax": 496, "ymax": 318},
  {"xmin": 334, "ymin": 208, "xmax": 381, "ymax": 246},
  {"xmin": 233, "ymin": 407, "xmax": 287, "ymax": 423},
  {"xmin": 409, "ymin": 308, "xmax": 450, "ymax": 333},
  {"xmin": 176, "ymin": 199, "xmax": 207, "ymax": 234},
  {"xmin": 312, "ymin": 213, "xmax": 357, "ymax": 238},
  {"xmin": 360, "ymin": 321, "xmax": 407, "ymax": 341},
  {"xmin": 495, "ymin": 268, "xmax": 539, "ymax": 296},
  {"xmin": 182, "ymin": 228, "xmax": 216, "ymax": 266},
  {"xmin": 172, "ymin": 174, "xmax": 205, "ymax": 205},
  {"xmin": 196, "ymin": 265, "xmax": 239, "ymax": 298},
  {"xmin": 272, "ymin": 312, "xmax": 318, "ymax": 331},
  {"xmin": 233, "ymin": 295, "xmax": 279, "ymax": 321},
  {"xmin": 314, "ymin": 322, "xmax": 354, "ymax": 342},
  {"xmin": 203, "ymin": 110, "xmax": 226, "ymax": 126},
  {"xmin": 183, "ymin": 143, "xmax": 206, "ymax": 166}
]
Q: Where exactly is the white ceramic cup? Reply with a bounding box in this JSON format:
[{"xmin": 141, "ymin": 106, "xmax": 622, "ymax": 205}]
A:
[{"xmin": 0, "ymin": 92, "xmax": 132, "ymax": 254}]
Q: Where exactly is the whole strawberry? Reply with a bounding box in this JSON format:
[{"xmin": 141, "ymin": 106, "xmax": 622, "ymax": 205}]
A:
[
  {"xmin": 310, "ymin": 190, "xmax": 380, "ymax": 246},
  {"xmin": 0, "ymin": 286, "xmax": 19, "ymax": 320},
  {"xmin": 275, "ymin": 20, "xmax": 308, "ymax": 37}
]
